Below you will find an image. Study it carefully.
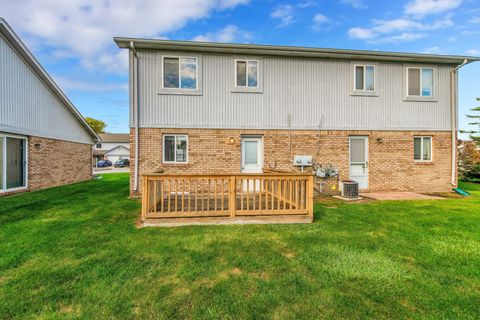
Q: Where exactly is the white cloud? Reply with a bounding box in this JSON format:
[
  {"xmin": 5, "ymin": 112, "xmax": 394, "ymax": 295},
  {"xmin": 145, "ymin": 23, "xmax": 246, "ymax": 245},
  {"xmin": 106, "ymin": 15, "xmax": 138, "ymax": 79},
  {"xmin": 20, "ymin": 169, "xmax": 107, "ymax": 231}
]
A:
[
  {"xmin": 404, "ymin": 0, "xmax": 462, "ymax": 16},
  {"xmin": 312, "ymin": 13, "xmax": 330, "ymax": 31},
  {"xmin": 466, "ymin": 49, "xmax": 480, "ymax": 55},
  {"xmin": 340, "ymin": 0, "xmax": 367, "ymax": 9},
  {"xmin": 422, "ymin": 46, "xmax": 442, "ymax": 54},
  {"xmin": 193, "ymin": 25, "xmax": 251, "ymax": 42},
  {"xmin": 0, "ymin": 0, "xmax": 250, "ymax": 73},
  {"xmin": 313, "ymin": 13, "xmax": 329, "ymax": 24},
  {"xmin": 368, "ymin": 32, "xmax": 426, "ymax": 44},
  {"xmin": 270, "ymin": 5, "xmax": 295, "ymax": 27},
  {"xmin": 348, "ymin": 17, "xmax": 453, "ymax": 41},
  {"xmin": 297, "ymin": 1, "xmax": 318, "ymax": 8},
  {"xmin": 470, "ymin": 16, "xmax": 480, "ymax": 23},
  {"xmin": 461, "ymin": 30, "xmax": 480, "ymax": 35},
  {"xmin": 348, "ymin": 27, "xmax": 376, "ymax": 39},
  {"xmin": 53, "ymin": 75, "xmax": 128, "ymax": 92}
]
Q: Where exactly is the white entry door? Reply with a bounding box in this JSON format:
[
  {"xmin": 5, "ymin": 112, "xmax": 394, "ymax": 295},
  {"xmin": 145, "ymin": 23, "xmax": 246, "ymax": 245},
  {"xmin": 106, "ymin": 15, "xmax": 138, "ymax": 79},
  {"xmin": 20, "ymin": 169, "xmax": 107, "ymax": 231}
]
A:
[
  {"xmin": 349, "ymin": 136, "xmax": 368, "ymax": 189},
  {"xmin": 241, "ymin": 137, "xmax": 263, "ymax": 173}
]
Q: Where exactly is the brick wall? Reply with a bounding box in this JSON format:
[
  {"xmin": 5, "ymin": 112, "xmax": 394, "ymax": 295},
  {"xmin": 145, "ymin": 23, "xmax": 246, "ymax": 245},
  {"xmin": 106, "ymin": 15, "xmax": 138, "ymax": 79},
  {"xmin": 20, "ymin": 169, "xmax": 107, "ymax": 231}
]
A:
[
  {"xmin": 130, "ymin": 128, "xmax": 456, "ymax": 197},
  {"xmin": 28, "ymin": 136, "xmax": 92, "ymax": 191}
]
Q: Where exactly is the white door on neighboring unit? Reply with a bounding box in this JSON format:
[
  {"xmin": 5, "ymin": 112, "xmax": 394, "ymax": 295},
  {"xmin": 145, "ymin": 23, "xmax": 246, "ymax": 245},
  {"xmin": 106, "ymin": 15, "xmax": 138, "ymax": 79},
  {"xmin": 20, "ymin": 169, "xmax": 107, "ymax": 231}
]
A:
[
  {"xmin": 241, "ymin": 137, "xmax": 263, "ymax": 173},
  {"xmin": 349, "ymin": 136, "xmax": 368, "ymax": 189}
]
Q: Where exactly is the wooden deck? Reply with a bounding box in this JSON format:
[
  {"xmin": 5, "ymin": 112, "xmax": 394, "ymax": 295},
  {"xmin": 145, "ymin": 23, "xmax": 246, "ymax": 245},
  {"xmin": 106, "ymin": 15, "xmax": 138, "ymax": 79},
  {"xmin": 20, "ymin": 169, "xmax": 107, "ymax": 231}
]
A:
[{"xmin": 141, "ymin": 173, "xmax": 314, "ymax": 226}]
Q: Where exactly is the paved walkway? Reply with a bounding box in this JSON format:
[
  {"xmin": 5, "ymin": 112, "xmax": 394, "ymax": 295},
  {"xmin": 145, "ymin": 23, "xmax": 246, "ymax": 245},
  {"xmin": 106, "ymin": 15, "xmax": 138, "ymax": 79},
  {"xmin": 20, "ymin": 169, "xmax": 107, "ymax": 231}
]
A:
[
  {"xmin": 360, "ymin": 192, "xmax": 444, "ymax": 200},
  {"xmin": 93, "ymin": 167, "xmax": 129, "ymax": 174}
]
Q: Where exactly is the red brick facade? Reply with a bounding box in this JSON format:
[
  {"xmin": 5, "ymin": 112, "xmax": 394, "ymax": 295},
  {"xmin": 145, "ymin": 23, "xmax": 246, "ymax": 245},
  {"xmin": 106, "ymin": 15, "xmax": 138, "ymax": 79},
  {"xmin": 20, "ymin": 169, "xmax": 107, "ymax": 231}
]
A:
[
  {"xmin": 130, "ymin": 128, "xmax": 456, "ymax": 197},
  {"xmin": 1, "ymin": 135, "xmax": 93, "ymax": 196}
]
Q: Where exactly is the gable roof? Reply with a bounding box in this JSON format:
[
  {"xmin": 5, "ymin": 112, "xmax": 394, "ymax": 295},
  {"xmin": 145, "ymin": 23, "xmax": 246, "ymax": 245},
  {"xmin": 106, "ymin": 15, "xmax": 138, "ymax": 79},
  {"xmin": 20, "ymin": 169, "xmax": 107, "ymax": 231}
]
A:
[
  {"xmin": 114, "ymin": 38, "xmax": 480, "ymax": 65},
  {"xmin": 105, "ymin": 145, "xmax": 130, "ymax": 155},
  {"xmin": 0, "ymin": 18, "xmax": 99, "ymax": 142},
  {"xmin": 99, "ymin": 133, "xmax": 129, "ymax": 143}
]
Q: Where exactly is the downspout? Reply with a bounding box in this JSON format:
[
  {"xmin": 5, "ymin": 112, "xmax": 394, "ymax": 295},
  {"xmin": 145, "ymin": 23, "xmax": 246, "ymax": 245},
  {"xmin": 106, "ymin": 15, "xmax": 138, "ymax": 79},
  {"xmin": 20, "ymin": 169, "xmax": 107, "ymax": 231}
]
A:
[
  {"xmin": 450, "ymin": 59, "xmax": 470, "ymax": 186},
  {"xmin": 130, "ymin": 41, "xmax": 140, "ymax": 192}
]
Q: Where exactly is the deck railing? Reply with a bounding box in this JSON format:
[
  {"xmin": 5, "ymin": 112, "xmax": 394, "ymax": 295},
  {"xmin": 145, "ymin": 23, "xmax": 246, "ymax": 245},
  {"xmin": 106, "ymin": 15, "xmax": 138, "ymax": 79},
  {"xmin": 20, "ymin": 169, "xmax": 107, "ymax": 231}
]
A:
[{"xmin": 141, "ymin": 173, "xmax": 314, "ymax": 222}]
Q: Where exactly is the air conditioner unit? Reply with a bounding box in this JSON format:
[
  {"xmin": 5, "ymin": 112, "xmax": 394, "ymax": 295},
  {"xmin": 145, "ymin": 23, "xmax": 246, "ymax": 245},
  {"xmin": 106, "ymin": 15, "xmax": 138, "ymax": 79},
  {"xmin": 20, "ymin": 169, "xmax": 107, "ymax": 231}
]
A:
[{"xmin": 341, "ymin": 181, "xmax": 359, "ymax": 198}]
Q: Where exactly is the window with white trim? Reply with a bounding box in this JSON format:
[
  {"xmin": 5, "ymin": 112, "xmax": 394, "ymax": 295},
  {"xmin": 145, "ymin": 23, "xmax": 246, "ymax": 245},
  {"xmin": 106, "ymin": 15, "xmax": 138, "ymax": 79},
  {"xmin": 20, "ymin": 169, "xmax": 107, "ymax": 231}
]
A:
[
  {"xmin": 163, "ymin": 135, "xmax": 188, "ymax": 163},
  {"xmin": 408, "ymin": 67, "xmax": 433, "ymax": 97},
  {"xmin": 0, "ymin": 134, "xmax": 27, "ymax": 192},
  {"xmin": 163, "ymin": 57, "xmax": 197, "ymax": 90},
  {"xmin": 354, "ymin": 65, "xmax": 375, "ymax": 91},
  {"xmin": 414, "ymin": 136, "xmax": 432, "ymax": 161},
  {"xmin": 235, "ymin": 59, "xmax": 258, "ymax": 88}
]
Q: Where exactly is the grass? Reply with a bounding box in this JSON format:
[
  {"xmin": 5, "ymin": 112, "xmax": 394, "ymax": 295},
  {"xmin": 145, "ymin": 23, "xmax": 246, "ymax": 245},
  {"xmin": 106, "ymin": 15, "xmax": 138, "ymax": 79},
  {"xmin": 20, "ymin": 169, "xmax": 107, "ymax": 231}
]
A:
[{"xmin": 0, "ymin": 174, "xmax": 479, "ymax": 319}]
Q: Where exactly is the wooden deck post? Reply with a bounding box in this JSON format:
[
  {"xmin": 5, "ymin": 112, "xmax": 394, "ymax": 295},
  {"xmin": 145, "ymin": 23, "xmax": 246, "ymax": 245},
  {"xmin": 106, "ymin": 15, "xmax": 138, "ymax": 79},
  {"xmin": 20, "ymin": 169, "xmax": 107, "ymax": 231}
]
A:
[
  {"xmin": 307, "ymin": 175, "xmax": 314, "ymax": 220},
  {"xmin": 229, "ymin": 175, "xmax": 236, "ymax": 218},
  {"xmin": 141, "ymin": 175, "xmax": 148, "ymax": 220}
]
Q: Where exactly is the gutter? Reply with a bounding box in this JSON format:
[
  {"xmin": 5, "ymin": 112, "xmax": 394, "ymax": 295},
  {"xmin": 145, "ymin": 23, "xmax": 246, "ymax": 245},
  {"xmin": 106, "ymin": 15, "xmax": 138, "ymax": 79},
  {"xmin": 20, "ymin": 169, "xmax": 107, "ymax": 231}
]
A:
[
  {"xmin": 450, "ymin": 59, "xmax": 471, "ymax": 186},
  {"xmin": 114, "ymin": 37, "xmax": 480, "ymax": 65},
  {"xmin": 130, "ymin": 41, "xmax": 140, "ymax": 192}
]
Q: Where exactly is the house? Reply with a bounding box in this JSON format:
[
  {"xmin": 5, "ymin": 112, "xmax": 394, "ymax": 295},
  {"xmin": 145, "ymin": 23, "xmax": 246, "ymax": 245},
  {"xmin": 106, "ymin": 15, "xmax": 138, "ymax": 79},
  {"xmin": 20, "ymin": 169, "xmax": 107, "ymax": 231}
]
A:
[
  {"xmin": 0, "ymin": 18, "xmax": 99, "ymax": 195},
  {"xmin": 114, "ymin": 38, "xmax": 479, "ymax": 202},
  {"xmin": 93, "ymin": 133, "xmax": 130, "ymax": 165}
]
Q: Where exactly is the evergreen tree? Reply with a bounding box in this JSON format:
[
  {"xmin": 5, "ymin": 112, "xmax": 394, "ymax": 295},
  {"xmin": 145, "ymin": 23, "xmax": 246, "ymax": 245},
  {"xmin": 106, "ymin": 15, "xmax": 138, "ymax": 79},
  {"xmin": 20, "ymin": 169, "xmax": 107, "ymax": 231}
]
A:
[{"xmin": 461, "ymin": 97, "xmax": 480, "ymax": 146}]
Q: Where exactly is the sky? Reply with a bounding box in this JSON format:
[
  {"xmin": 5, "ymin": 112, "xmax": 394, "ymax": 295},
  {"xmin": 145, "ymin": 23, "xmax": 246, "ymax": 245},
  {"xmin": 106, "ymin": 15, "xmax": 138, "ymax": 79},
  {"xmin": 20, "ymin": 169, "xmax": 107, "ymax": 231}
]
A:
[{"xmin": 1, "ymin": 0, "xmax": 479, "ymax": 136}]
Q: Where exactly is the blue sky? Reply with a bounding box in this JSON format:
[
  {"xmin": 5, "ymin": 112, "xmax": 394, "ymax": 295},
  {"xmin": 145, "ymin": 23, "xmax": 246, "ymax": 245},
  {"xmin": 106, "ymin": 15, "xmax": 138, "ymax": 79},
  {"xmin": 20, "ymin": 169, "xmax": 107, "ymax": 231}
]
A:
[{"xmin": 2, "ymin": 0, "xmax": 479, "ymax": 136}]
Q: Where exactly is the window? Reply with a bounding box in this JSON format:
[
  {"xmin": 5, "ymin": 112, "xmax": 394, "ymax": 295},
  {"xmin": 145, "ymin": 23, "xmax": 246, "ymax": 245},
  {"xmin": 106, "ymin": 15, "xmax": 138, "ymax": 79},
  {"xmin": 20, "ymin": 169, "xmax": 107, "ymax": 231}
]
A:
[
  {"xmin": 408, "ymin": 68, "xmax": 433, "ymax": 97},
  {"xmin": 354, "ymin": 65, "xmax": 375, "ymax": 91},
  {"xmin": 414, "ymin": 137, "xmax": 432, "ymax": 161},
  {"xmin": 163, "ymin": 57, "xmax": 197, "ymax": 90},
  {"xmin": 1, "ymin": 134, "xmax": 27, "ymax": 192},
  {"xmin": 163, "ymin": 135, "xmax": 188, "ymax": 163},
  {"xmin": 96, "ymin": 143, "xmax": 102, "ymax": 148},
  {"xmin": 236, "ymin": 59, "xmax": 258, "ymax": 88}
]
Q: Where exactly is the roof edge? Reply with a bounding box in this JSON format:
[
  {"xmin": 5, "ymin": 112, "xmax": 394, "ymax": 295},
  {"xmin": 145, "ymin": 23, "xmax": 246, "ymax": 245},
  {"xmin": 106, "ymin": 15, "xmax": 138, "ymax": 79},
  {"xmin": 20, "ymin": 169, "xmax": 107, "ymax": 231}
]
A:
[
  {"xmin": 114, "ymin": 37, "xmax": 480, "ymax": 65},
  {"xmin": 0, "ymin": 18, "xmax": 100, "ymax": 142}
]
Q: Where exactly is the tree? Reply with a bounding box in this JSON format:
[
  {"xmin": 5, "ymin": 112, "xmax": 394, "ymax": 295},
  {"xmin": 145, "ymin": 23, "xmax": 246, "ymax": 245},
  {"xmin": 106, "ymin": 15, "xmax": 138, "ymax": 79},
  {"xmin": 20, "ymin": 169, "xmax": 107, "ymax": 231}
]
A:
[
  {"xmin": 85, "ymin": 117, "xmax": 107, "ymax": 134},
  {"xmin": 461, "ymin": 97, "xmax": 480, "ymax": 146},
  {"xmin": 458, "ymin": 140, "xmax": 480, "ymax": 181}
]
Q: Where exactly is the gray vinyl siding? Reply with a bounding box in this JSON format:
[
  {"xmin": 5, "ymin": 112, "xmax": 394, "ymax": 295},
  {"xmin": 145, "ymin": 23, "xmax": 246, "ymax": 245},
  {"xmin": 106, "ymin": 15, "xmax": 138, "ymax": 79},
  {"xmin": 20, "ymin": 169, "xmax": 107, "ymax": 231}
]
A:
[
  {"xmin": 0, "ymin": 35, "xmax": 93, "ymax": 144},
  {"xmin": 134, "ymin": 50, "xmax": 453, "ymax": 131}
]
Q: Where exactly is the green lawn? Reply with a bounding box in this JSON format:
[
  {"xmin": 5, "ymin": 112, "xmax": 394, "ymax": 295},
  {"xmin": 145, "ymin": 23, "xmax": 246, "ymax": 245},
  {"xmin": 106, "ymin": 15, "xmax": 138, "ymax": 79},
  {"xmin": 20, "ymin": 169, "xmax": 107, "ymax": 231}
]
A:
[{"xmin": 1, "ymin": 174, "xmax": 479, "ymax": 319}]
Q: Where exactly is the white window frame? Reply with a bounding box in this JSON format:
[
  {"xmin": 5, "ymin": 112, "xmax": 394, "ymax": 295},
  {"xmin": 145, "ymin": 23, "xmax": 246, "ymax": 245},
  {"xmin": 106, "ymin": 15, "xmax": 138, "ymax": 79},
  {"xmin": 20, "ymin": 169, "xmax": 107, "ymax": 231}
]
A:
[
  {"xmin": 0, "ymin": 133, "xmax": 28, "ymax": 193},
  {"xmin": 413, "ymin": 136, "xmax": 433, "ymax": 162},
  {"xmin": 407, "ymin": 67, "xmax": 434, "ymax": 97},
  {"xmin": 161, "ymin": 56, "xmax": 198, "ymax": 91},
  {"xmin": 353, "ymin": 64, "xmax": 375, "ymax": 91},
  {"xmin": 162, "ymin": 134, "xmax": 188, "ymax": 164},
  {"xmin": 234, "ymin": 59, "xmax": 260, "ymax": 88}
]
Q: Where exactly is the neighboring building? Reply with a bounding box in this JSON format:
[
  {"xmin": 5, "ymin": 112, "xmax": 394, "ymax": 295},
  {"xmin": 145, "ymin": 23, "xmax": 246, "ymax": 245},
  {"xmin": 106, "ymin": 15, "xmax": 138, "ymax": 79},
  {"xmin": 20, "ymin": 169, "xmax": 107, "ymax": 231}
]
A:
[
  {"xmin": 0, "ymin": 18, "xmax": 99, "ymax": 195},
  {"xmin": 114, "ymin": 38, "xmax": 479, "ymax": 197},
  {"xmin": 93, "ymin": 133, "xmax": 130, "ymax": 164}
]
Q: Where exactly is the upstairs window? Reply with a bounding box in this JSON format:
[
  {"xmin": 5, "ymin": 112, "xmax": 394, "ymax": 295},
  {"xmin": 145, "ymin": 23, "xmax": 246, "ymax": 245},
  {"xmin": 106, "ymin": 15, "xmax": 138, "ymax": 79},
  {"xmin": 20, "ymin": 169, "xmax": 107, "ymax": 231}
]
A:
[
  {"xmin": 96, "ymin": 143, "xmax": 102, "ymax": 148},
  {"xmin": 414, "ymin": 136, "xmax": 432, "ymax": 161},
  {"xmin": 236, "ymin": 59, "xmax": 258, "ymax": 88},
  {"xmin": 163, "ymin": 57, "xmax": 197, "ymax": 90},
  {"xmin": 408, "ymin": 67, "xmax": 433, "ymax": 97},
  {"xmin": 163, "ymin": 135, "xmax": 188, "ymax": 163},
  {"xmin": 354, "ymin": 65, "xmax": 375, "ymax": 91}
]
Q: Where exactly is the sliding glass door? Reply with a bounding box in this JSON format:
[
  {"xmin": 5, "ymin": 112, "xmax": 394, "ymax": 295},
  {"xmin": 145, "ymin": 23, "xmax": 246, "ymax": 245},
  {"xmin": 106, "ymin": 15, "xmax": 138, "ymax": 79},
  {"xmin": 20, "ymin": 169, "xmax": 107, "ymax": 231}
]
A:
[{"xmin": 1, "ymin": 135, "xmax": 27, "ymax": 192}]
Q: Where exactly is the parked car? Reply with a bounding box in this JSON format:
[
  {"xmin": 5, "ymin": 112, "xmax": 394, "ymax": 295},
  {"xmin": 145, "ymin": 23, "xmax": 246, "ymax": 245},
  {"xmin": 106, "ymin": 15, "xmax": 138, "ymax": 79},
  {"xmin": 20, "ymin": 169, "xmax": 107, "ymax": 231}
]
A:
[
  {"xmin": 96, "ymin": 160, "xmax": 112, "ymax": 168},
  {"xmin": 114, "ymin": 159, "xmax": 130, "ymax": 168}
]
